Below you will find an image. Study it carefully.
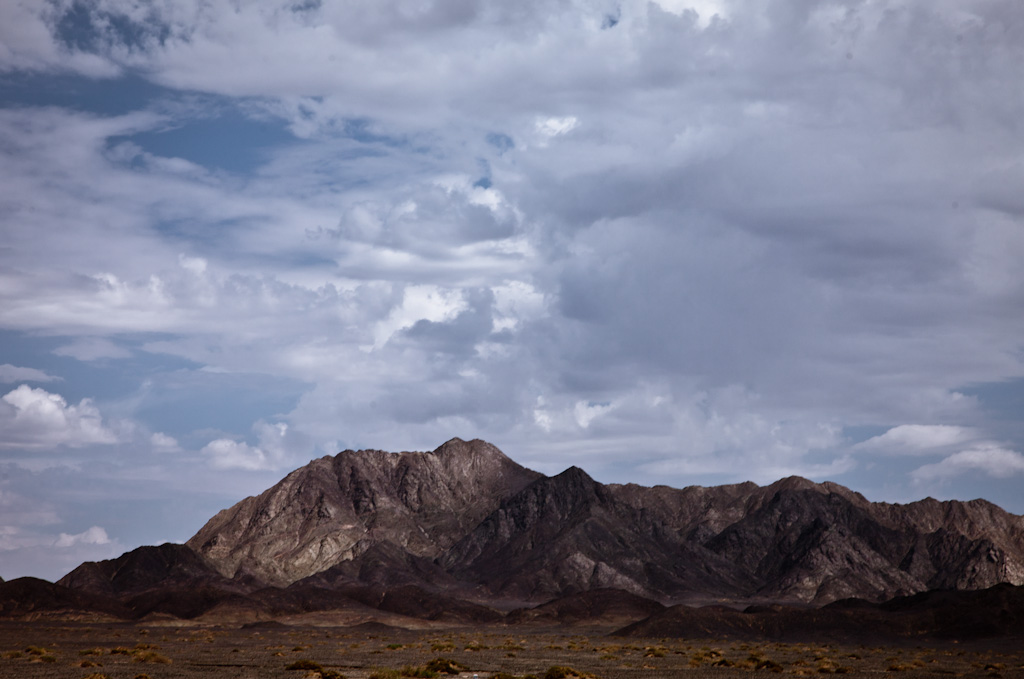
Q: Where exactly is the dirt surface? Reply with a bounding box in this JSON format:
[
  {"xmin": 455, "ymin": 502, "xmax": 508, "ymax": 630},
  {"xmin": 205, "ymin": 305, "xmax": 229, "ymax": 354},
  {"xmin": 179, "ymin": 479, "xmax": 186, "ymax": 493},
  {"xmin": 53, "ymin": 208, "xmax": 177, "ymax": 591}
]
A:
[{"xmin": 1, "ymin": 622, "xmax": 1022, "ymax": 679}]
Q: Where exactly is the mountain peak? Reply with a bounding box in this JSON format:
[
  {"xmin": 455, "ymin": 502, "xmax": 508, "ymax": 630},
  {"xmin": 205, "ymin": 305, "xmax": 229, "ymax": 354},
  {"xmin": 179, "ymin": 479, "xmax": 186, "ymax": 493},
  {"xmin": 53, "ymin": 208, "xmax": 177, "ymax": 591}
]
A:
[
  {"xmin": 432, "ymin": 437, "xmax": 507, "ymax": 460},
  {"xmin": 766, "ymin": 475, "xmax": 821, "ymax": 492},
  {"xmin": 554, "ymin": 465, "xmax": 595, "ymax": 484},
  {"xmin": 186, "ymin": 438, "xmax": 541, "ymax": 587}
]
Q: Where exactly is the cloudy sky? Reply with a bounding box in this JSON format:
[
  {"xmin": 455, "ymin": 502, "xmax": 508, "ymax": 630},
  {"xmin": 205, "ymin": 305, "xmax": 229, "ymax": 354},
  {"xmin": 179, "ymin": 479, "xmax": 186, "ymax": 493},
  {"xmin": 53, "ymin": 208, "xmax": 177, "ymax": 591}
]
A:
[{"xmin": 2, "ymin": 0, "xmax": 1023, "ymax": 581}]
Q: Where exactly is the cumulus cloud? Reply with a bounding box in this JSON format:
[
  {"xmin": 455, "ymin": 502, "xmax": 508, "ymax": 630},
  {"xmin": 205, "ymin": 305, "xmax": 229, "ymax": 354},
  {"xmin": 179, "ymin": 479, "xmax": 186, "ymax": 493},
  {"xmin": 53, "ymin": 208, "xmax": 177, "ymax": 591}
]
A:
[
  {"xmin": 912, "ymin": 444, "xmax": 1024, "ymax": 483},
  {"xmin": 201, "ymin": 439, "xmax": 271, "ymax": 471},
  {"xmin": 855, "ymin": 425, "xmax": 977, "ymax": 455},
  {"xmin": 0, "ymin": 364, "xmax": 60, "ymax": 383},
  {"xmin": 54, "ymin": 525, "xmax": 111, "ymax": 548},
  {"xmin": 150, "ymin": 432, "xmax": 181, "ymax": 454},
  {"xmin": 201, "ymin": 420, "xmax": 312, "ymax": 471},
  {"xmin": 0, "ymin": 385, "xmax": 119, "ymax": 449},
  {"xmin": 371, "ymin": 285, "xmax": 468, "ymax": 349}
]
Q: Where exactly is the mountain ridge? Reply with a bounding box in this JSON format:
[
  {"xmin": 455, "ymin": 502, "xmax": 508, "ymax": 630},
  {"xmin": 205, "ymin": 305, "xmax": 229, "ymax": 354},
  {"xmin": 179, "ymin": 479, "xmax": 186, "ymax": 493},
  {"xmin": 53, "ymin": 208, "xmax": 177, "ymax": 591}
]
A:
[{"xmin": 41, "ymin": 437, "xmax": 1024, "ymax": 632}]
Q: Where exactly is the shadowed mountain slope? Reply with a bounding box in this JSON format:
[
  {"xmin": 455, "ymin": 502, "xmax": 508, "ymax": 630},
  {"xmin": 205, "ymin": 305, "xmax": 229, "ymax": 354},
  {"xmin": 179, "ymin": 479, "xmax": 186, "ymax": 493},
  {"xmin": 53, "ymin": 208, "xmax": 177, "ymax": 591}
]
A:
[
  {"xmin": 505, "ymin": 588, "xmax": 666, "ymax": 626},
  {"xmin": 0, "ymin": 577, "xmax": 129, "ymax": 620},
  {"xmin": 58, "ymin": 542, "xmax": 238, "ymax": 596},
  {"xmin": 613, "ymin": 582, "xmax": 1024, "ymax": 642}
]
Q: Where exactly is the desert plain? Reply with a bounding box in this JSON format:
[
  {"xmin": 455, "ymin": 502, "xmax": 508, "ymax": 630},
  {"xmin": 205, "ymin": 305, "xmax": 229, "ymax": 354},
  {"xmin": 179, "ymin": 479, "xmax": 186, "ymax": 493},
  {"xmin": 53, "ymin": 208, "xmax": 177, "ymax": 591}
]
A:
[{"xmin": 2, "ymin": 622, "xmax": 1022, "ymax": 679}]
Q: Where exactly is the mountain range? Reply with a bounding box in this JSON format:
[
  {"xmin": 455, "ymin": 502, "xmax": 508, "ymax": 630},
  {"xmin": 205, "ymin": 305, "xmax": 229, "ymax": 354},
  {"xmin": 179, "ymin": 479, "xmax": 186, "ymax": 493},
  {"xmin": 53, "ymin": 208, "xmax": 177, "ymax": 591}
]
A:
[{"xmin": 4, "ymin": 437, "xmax": 1024, "ymax": 638}]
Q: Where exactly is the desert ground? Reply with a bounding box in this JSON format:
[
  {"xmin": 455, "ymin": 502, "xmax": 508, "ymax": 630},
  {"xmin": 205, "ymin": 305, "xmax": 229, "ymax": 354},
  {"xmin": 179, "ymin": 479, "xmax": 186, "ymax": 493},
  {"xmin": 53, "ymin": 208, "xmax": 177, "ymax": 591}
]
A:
[{"xmin": 1, "ymin": 622, "xmax": 1021, "ymax": 679}]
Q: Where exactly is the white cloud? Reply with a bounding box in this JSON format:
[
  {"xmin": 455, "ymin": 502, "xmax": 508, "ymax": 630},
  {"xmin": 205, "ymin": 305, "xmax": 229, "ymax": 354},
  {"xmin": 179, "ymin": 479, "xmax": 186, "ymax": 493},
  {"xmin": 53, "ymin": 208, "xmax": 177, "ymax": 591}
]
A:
[
  {"xmin": 0, "ymin": 364, "xmax": 60, "ymax": 383},
  {"xmin": 200, "ymin": 420, "xmax": 310, "ymax": 471},
  {"xmin": 855, "ymin": 424, "xmax": 976, "ymax": 455},
  {"xmin": 0, "ymin": 385, "xmax": 119, "ymax": 449},
  {"xmin": 534, "ymin": 116, "xmax": 579, "ymax": 145},
  {"xmin": 492, "ymin": 281, "xmax": 547, "ymax": 332},
  {"xmin": 201, "ymin": 439, "xmax": 271, "ymax": 471},
  {"xmin": 150, "ymin": 432, "xmax": 181, "ymax": 453},
  {"xmin": 370, "ymin": 284, "xmax": 468, "ymax": 349},
  {"xmin": 54, "ymin": 525, "xmax": 111, "ymax": 548},
  {"xmin": 912, "ymin": 444, "xmax": 1024, "ymax": 483},
  {"xmin": 53, "ymin": 337, "xmax": 133, "ymax": 361},
  {"xmin": 0, "ymin": 1, "xmax": 120, "ymax": 77},
  {"xmin": 574, "ymin": 400, "xmax": 615, "ymax": 429}
]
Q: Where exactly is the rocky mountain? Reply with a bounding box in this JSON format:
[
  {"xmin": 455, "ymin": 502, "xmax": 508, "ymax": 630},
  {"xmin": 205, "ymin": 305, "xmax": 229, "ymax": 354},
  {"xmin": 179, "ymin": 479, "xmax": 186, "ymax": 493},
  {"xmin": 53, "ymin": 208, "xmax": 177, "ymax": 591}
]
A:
[
  {"xmin": 186, "ymin": 437, "xmax": 541, "ymax": 586},
  {"xmin": 37, "ymin": 437, "xmax": 1024, "ymax": 629}
]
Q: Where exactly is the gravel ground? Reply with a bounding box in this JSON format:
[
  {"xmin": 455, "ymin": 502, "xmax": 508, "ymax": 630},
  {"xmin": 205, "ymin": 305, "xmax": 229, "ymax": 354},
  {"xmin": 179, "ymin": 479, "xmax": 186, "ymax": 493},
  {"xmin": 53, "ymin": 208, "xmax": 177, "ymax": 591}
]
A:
[{"xmin": 1, "ymin": 622, "xmax": 1021, "ymax": 679}]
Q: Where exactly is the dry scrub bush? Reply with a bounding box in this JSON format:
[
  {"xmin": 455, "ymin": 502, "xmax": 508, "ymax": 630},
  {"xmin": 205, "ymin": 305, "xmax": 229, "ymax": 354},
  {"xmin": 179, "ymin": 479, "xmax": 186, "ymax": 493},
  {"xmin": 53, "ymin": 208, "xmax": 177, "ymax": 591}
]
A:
[
  {"xmin": 426, "ymin": 657, "xmax": 467, "ymax": 674},
  {"xmin": 133, "ymin": 650, "xmax": 171, "ymax": 663},
  {"xmin": 544, "ymin": 666, "xmax": 596, "ymax": 679},
  {"xmin": 288, "ymin": 659, "xmax": 325, "ymax": 671}
]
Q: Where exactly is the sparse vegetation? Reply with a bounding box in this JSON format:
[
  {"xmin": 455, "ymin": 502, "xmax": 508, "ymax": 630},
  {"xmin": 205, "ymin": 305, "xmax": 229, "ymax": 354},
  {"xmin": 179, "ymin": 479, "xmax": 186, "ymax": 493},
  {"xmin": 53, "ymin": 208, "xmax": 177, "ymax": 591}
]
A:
[
  {"xmin": 0, "ymin": 622, "xmax": 1019, "ymax": 679},
  {"xmin": 133, "ymin": 650, "xmax": 171, "ymax": 663},
  {"xmin": 543, "ymin": 665, "xmax": 595, "ymax": 679},
  {"xmin": 426, "ymin": 657, "xmax": 468, "ymax": 674},
  {"xmin": 287, "ymin": 659, "xmax": 324, "ymax": 671}
]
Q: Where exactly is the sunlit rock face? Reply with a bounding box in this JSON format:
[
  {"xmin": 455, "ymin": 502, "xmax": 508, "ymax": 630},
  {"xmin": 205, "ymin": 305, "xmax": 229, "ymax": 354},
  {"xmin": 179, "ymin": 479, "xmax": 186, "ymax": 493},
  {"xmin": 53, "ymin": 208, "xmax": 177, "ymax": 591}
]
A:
[{"xmin": 186, "ymin": 437, "xmax": 543, "ymax": 587}]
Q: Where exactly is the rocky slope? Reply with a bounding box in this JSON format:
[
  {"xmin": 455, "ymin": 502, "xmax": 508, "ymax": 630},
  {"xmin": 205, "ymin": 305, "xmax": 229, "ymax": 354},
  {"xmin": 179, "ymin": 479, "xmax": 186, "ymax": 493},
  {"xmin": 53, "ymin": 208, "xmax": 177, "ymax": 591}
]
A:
[
  {"xmin": 186, "ymin": 437, "xmax": 542, "ymax": 586},
  {"xmin": 52, "ymin": 437, "xmax": 1024, "ymax": 616}
]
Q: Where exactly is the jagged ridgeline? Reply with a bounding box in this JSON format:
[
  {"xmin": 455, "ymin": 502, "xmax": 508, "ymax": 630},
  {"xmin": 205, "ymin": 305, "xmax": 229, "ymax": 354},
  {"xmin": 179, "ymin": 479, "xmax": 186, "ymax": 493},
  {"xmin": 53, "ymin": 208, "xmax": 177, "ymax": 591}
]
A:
[{"xmin": 7, "ymin": 437, "xmax": 1024, "ymax": 629}]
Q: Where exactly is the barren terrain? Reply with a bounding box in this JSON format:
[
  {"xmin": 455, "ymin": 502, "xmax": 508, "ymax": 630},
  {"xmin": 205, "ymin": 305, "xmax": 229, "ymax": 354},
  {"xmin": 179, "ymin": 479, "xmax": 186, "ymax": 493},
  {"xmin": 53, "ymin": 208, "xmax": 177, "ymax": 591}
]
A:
[{"xmin": 1, "ymin": 622, "xmax": 1021, "ymax": 679}]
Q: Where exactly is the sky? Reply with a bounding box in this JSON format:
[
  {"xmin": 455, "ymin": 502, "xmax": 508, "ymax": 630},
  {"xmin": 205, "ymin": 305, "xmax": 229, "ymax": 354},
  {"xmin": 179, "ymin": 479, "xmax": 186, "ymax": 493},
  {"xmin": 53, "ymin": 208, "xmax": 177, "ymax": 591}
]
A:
[{"xmin": 1, "ymin": 0, "xmax": 1023, "ymax": 582}]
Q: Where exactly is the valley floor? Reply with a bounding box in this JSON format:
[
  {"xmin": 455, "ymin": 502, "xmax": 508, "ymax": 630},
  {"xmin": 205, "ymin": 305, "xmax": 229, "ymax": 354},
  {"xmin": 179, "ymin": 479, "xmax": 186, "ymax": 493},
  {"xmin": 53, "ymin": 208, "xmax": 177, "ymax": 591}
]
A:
[{"xmin": 0, "ymin": 622, "xmax": 1021, "ymax": 679}]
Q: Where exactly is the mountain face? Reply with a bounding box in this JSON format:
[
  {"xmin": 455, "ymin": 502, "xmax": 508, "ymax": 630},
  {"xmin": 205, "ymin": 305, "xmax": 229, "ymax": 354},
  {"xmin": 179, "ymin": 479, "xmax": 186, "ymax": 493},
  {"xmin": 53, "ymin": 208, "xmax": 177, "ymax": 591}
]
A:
[
  {"xmin": 186, "ymin": 437, "xmax": 542, "ymax": 586},
  {"xmin": 57, "ymin": 438, "xmax": 1024, "ymax": 618}
]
